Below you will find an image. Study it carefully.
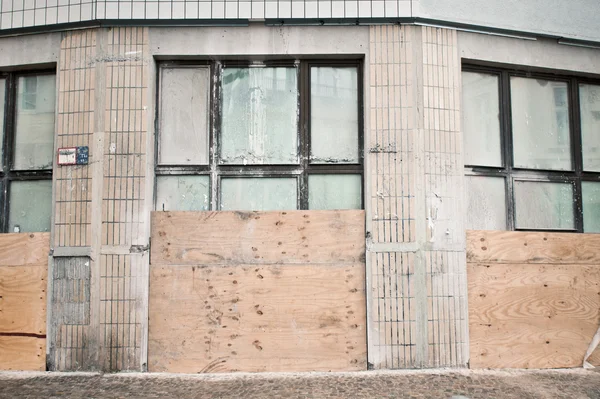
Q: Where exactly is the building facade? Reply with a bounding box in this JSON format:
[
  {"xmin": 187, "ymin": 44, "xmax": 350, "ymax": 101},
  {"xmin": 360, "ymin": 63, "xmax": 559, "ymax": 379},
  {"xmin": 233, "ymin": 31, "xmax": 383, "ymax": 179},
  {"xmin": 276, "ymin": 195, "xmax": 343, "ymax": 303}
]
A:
[{"xmin": 0, "ymin": 0, "xmax": 599, "ymax": 372}]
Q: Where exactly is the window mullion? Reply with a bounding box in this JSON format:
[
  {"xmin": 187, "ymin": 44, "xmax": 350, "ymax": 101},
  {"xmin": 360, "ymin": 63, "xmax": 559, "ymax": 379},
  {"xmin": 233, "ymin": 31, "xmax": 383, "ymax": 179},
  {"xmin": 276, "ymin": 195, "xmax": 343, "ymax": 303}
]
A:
[
  {"xmin": 571, "ymin": 78, "xmax": 584, "ymax": 232},
  {"xmin": 1, "ymin": 74, "xmax": 16, "ymax": 232},
  {"xmin": 500, "ymin": 70, "xmax": 515, "ymax": 231},
  {"xmin": 211, "ymin": 61, "xmax": 221, "ymax": 211},
  {"xmin": 299, "ymin": 61, "xmax": 309, "ymax": 210}
]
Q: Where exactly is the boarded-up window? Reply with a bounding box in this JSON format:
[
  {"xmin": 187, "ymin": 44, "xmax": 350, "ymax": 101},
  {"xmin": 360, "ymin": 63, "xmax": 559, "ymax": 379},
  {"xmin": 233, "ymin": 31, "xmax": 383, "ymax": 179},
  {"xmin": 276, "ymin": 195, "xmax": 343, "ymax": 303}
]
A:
[
  {"xmin": 0, "ymin": 72, "xmax": 55, "ymax": 233},
  {"xmin": 463, "ymin": 66, "xmax": 599, "ymax": 233},
  {"xmin": 155, "ymin": 61, "xmax": 363, "ymax": 212}
]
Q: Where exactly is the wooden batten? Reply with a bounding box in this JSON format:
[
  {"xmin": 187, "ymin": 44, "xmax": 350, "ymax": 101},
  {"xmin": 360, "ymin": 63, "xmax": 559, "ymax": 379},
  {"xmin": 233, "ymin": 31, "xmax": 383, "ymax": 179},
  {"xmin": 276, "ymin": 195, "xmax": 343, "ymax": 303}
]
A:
[
  {"xmin": 149, "ymin": 210, "xmax": 367, "ymax": 373},
  {"xmin": 0, "ymin": 233, "xmax": 50, "ymax": 267},
  {"xmin": 467, "ymin": 230, "xmax": 600, "ymax": 369},
  {"xmin": 151, "ymin": 210, "xmax": 365, "ymax": 266},
  {"xmin": 0, "ymin": 232, "xmax": 50, "ymax": 371},
  {"xmin": 467, "ymin": 230, "xmax": 600, "ymax": 264}
]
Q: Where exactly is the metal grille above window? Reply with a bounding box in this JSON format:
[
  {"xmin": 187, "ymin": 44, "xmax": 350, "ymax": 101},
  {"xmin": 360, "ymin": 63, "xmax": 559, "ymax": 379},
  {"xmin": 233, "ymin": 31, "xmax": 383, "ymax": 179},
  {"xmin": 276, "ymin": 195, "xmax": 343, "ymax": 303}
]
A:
[
  {"xmin": 462, "ymin": 65, "xmax": 600, "ymax": 233},
  {"xmin": 155, "ymin": 60, "xmax": 364, "ymax": 212},
  {"xmin": 0, "ymin": 71, "xmax": 55, "ymax": 233}
]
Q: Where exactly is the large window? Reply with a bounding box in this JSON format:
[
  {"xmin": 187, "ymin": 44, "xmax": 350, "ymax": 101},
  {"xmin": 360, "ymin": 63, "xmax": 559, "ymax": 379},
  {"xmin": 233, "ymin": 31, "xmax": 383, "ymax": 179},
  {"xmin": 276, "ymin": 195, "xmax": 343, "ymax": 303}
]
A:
[
  {"xmin": 155, "ymin": 61, "xmax": 363, "ymax": 211},
  {"xmin": 0, "ymin": 72, "xmax": 55, "ymax": 233},
  {"xmin": 462, "ymin": 65, "xmax": 600, "ymax": 232}
]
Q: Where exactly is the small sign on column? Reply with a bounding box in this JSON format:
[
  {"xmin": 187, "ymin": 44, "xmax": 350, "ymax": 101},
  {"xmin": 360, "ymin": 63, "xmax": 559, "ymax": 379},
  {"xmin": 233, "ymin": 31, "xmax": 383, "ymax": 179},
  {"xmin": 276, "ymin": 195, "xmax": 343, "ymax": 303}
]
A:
[{"xmin": 57, "ymin": 146, "xmax": 89, "ymax": 166}]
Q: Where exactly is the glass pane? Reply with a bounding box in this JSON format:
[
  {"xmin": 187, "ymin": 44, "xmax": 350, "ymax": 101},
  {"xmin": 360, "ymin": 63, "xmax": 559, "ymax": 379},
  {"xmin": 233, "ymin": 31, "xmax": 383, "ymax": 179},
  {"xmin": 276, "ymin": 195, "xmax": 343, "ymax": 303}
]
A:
[
  {"xmin": 464, "ymin": 175, "xmax": 506, "ymax": 230},
  {"xmin": 511, "ymin": 77, "xmax": 571, "ymax": 171},
  {"xmin": 15, "ymin": 75, "xmax": 56, "ymax": 170},
  {"xmin": 580, "ymin": 84, "xmax": 600, "ymax": 172},
  {"xmin": 220, "ymin": 67, "xmax": 298, "ymax": 165},
  {"xmin": 159, "ymin": 67, "xmax": 210, "ymax": 165},
  {"xmin": 310, "ymin": 67, "xmax": 359, "ymax": 163},
  {"xmin": 308, "ymin": 174, "xmax": 361, "ymax": 210},
  {"xmin": 156, "ymin": 175, "xmax": 209, "ymax": 211},
  {"xmin": 582, "ymin": 182, "xmax": 600, "ymax": 233},
  {"xmin": 514, "ymin": 181, "xmax": 574, "ymax": 230},
  {"xmin": 462, "ymin": 72, "xmax": 502, "ymax": 167},
  {"xmin": 220, "ymin": 177, "xmax": 297, "ymax": 211},
  {"xmin": 0, "ymin": 78, "xmax": 5, "ymax": 171},
  {"xmin": 9, "ymin": 180, "xmax": 52, "ymax": 232}
]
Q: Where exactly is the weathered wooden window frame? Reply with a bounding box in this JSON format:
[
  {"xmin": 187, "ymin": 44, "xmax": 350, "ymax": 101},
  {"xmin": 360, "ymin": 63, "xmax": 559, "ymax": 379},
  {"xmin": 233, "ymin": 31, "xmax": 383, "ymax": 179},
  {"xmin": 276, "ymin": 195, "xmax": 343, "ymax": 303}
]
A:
[
  {"xmin": 154, "ymin": 59, "xmax": 364, "ymax": 211},
  {"xmin": 0, "ymin": 70, "xmax": 55, "ymax": 232},
  {"xmin": 463, "ymin": 63, "xmax": 600, "ymax": 233}
]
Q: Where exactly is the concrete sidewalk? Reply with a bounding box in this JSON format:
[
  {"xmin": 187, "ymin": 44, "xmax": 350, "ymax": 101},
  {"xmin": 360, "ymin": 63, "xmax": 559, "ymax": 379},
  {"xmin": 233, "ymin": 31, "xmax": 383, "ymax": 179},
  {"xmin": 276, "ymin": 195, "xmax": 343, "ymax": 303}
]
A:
[{"xmin": 0, "ymin": 368, "xmax": 598, "ymax": 398}]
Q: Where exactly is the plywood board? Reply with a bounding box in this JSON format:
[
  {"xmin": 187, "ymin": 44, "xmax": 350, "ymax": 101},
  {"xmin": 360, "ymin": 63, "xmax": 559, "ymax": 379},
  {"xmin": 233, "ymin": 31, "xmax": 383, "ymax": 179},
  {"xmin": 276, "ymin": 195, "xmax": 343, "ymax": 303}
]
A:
[
  {"xmin": 148, "ymin": 264, "xmax": 367, "ymax": 373},
  {"xmin": 0, "ymin": 265, "xmax": 47, "ymax": 334},
  {"xmin": 0, "ymin": 336, "xmax": 45, "ymax": 371},
  {"xmin": 467, "ymin": 230, "xmax": 600, "ymax": 265},
  {"xmin": 468, "ymin": 262, "xmax": 600, "ymax": 369},
  {"xmin": 0, "ymin": 233, "xmax": 50, "ymax": 266},
  {"xmin": 151, "ymin": 210, "xmax": 365, "ymax": 266}
]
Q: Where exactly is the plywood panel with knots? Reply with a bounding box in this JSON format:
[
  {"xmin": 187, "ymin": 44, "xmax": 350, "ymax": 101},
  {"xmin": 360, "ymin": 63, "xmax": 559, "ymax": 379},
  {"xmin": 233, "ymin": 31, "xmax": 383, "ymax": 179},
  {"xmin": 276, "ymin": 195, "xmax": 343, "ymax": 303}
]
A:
[
  {"xmin": 468, "ymin": 262, "xmax": 600, "ymax": 369},
  {"xmin": 148, "ymin": 263, "xmax": 367, "ymax": 373}
]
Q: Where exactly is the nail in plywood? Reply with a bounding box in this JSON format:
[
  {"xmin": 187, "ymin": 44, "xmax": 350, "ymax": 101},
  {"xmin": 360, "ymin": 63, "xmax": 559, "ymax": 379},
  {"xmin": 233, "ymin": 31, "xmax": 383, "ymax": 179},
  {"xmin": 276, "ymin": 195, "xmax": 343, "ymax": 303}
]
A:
[
  {"xmin": 148, "ymin": 263, "xmax": 366, "ymax": 373},
  {"xmin": 468, "ymin": 259, "xmax": 600, "ymax": 368},
  {"xmin": 151, "ymin": 210, "xmax": 365, "ymax": 266},
  {"xmin": 467, "ymin": 230, "xmax": 600, "ymax": 265}
]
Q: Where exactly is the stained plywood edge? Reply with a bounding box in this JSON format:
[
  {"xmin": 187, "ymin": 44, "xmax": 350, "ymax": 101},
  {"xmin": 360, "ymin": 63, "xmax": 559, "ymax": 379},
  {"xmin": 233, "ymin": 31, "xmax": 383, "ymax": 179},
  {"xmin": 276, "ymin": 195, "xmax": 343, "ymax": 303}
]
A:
[
  {"xmin": 0, "ymin": 265, "xmax": 47, "ymax": 334},
  {"xmin": 148, "ymin": 263, "xmax": 367, "ymax": 373},
  {"xmin": 151, "ymin": 210, "xmax": 366, "ymax": 266},
  {"xmin": 468, "ymin": 262, "xmax": 600, "ymax": 369},
  {"xmin": 0, "ymin": 336, "xmax": 45, "ymax": 371},
  {"xmin": 0, "ymin": 233, "xmax": 50, "ymax": 267},
  {"xmin": 466, "ymin": 230, "xmax": 600, "ymax": 264}
]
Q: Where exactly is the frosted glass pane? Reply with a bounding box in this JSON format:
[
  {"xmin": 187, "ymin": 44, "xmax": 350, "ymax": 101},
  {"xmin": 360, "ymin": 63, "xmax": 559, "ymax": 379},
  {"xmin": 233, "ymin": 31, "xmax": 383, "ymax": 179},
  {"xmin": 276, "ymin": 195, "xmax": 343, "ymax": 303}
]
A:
[
  {"xmin": 159, "ymin": 67, "xmax": 210, "ymax": 165},
  {"xmin": 9, "ymin": 180, "xmax": 52, "ymax": 232},
  {"xmin": 308, "ymin": 174, "xmax": 361, "ymax": 210},
  {"xmin": 310, "ymin": 67, "xmax": 359, "ymax": 163},
  {"xmin": 465, "ymin": 175, "xmax": 506, "ymax": 230},
  {"xmin": 462, "ymin": 72, "xmax": 501, "ymax": 167},
  {"xmin": 156, "ymin": 175, "xmax": 209, "ymax": 211},
  {"xmin": 14, "ymin": 75, "xmax": 56, "ymax": 170},
  {"xmin": 514, "ymin": 181, "xmax": 574, "ymax": 230},
  {"xmin": 583, "ymin": 182, "xmax": 600, "ymax": 233},
  {"xmin": 0, "ymin": 79, "xmax": 5, "ymax": 171},
  {"xmin": 220, "ymin": 67, "xmax": 298, "ymax": 164},
  {"xmin": 220, "ymin": 177, "xmax": 297, "ymax": 211},
  {"xmin": 511, "ymin": 77, "xmax": 571, "ymax": 171},
  {"xmin": 580, "ymin": 84, "xmax": 600, "ymax": 172}
]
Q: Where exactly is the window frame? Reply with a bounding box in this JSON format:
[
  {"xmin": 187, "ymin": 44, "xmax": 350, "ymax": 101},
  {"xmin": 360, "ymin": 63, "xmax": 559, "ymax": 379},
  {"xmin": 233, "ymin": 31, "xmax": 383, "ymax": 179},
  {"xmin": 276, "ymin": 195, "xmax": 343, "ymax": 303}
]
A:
[
  {"xmin": 0, "ymin": 70, "xmax": 55, "ymax": 233},
  {"xmin": 462, "ymin": 63, "xmax": 600, "ymax": 233},
  {"xmin": 154, "ymin": 59, "xmax": 364, "ymax": 211}
]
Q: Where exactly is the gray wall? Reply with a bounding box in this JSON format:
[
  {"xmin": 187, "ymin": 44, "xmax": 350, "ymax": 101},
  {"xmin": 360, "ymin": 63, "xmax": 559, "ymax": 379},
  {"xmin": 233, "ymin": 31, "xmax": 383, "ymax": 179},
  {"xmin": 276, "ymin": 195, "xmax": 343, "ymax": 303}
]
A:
[
  {"xmin": 417, "ymin": 0, "xmax": 600, "ymax": 42},
  {"xmin": 2, "ymin": 0, "xmax": 600, "ymax": 43}
]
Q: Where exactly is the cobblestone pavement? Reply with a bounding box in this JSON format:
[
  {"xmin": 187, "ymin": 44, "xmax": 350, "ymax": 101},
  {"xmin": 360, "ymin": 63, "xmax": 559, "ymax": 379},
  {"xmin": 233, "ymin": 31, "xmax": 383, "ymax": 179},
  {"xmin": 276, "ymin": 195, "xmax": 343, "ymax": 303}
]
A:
[{"xmin": 0, "ymin": 368, "xmax": 598, "ymax": 399}]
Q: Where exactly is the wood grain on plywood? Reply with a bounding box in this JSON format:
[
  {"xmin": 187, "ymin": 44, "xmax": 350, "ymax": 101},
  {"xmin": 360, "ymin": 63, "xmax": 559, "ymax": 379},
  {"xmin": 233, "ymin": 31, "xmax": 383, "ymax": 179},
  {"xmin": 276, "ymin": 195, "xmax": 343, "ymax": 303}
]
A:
[
  {"xmin": 467, "ymin": 230, "xmax": 600, "ymax": 265},
  {"xmin": 0, "ymin": 336, "xmax": 45, "ymax": 371},
  {"xmin": 148, "ymin": 263, "xmax": 366, "ymax": 373},
  {"xmin": 0, "ymin": 265, "xmax": 47, "ymax": 335},
  {"xmin": 468, "ymin": 262, "xmax": 600, "ymax": 369},
  {"xmin": 0, "ymin": 233, "xmax": 50, "ymax": 267},
  {"xmin": 151, "ymin": 210, "xmax": 365, "ymax": 266}
]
